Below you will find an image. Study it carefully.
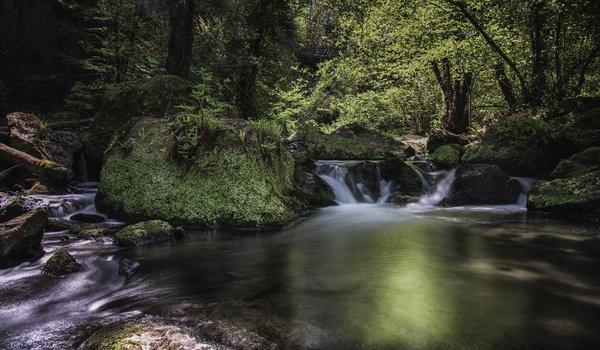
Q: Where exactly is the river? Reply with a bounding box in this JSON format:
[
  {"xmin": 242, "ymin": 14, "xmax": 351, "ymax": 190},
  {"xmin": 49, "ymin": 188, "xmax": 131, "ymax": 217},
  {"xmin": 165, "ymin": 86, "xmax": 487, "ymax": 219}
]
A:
[{"xmin": 1, "ymin": 163, "xmax": 599, "ymax": 349}]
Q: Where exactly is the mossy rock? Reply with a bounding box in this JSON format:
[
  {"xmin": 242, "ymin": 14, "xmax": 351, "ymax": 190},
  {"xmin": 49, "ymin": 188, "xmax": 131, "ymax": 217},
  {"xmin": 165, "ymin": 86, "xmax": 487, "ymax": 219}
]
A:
[
  {"xmin": 527, "ymin": 170, "xmax": 600, "ymax": 216},
  {"xmin": 462, "ymin": 116, "xmax": 553, "ymax": 176},
  {"xmin": 444, "ymin": 164, "xmax": 522, "ymax": 206},
  {"xmin": 78, "ymin": 227, "xmax": 109, "ymax": 238},
  {"xmin": 290, "ymin": 123, "xmax": 408, "ymax": 160},
  {"xmin": 552, "ymin": 109, "xmax": 600, "ymax": 155},
  {"xmin": 26, "ymin": 182, "xmax": 49, "ymax": 196},
  {"xmin": 42, "ymin": 248, "xmax": 81, "ymax": 277},
  {"xmin": 431, "ymin": 144, "xmax": 463, "ymax": 169},
  {"xmin": 96, "ymin": 117, "xmax": 301, "ymax": 229},
  {"xmin": 379, "ymin": 159, "xmax": 424, "ymax": 198},
  {"xmin": 85, "ymin": 75, "xmax": 193, "ymax": 165},
  {"xmin": 426, "ymin": 128, "xmax": 468, "ymax": 154},
  {"xmin": 114, "ymin": 220, "xmax": 174, "ymax": 247},
  {"xmin": 550, "ymin": 147, "xmax": 600, "ymax": 179}
]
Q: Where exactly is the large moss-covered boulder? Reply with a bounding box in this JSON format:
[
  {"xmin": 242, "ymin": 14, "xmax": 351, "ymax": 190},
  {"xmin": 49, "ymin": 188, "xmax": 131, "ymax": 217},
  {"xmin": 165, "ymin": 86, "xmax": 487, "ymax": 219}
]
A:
[
  {"xmin": 85, "ymin": 75, "xmax": 193, "ymax": 166},
  {"xmin": 527, "ymin": 170, "xmax": 600, "ymax": 216},
  {"xmin": 0, "ymin": 208, "xmax": 47, "ymax": 268},
  {"xmin": 444, "ymin": 164, "xmax": 522, "ymax": 206},
  {"xmin": 114, "ymin": 220, "xmax": 175, "ymax": 247},
  {"xmin": 431, "ymin": 144, "xmax": 463, "ymax": 169},
  {"xmin": 42, "ymin": 248, "xmax": 82, "ymax": 277},
  {"xmin": 6, "ymin": 112, "xmax": 82, "ymax": 179},
  {"xmin": 426, "ymin": 128, "xmax": 468, "ymax": 154},
  {"xmin": 96, "ymin": 117, "xmax": 304, "ymax": 228},
  {"xmin": 550, "ymin": 147, "xmax": 600, "ymax": 179},
  {"xmin": 552, "ymin": 108, "xmax": 600, "ymax": 154},
  {"xmin": 462, "ymin": 116, "xmax": 553, "ymax": 176},
  {"xmin": 289, "ymin": 123, "xmax": 408, "ymax": 160}
]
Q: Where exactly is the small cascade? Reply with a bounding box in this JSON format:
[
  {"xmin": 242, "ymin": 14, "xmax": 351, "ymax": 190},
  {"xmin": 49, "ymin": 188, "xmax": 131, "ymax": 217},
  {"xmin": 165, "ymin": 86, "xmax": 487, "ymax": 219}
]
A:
[
  {"xmin": 414, "ymin": 169, "xmax": 456, "ymax": 207},
  {"xmin": 74, "ymin": 151, "xmax": 89, "ymax": 181},
  {"xmin": 29, "ymin": 182, "xmax": 110, "ymax": 220},
  {"xmin": 316, "ymin": 161, "xmax": 391, "ymax": 204},
  {"xmin": 512, "ymin": 177, "xmax": 538, "ymax": 207}
]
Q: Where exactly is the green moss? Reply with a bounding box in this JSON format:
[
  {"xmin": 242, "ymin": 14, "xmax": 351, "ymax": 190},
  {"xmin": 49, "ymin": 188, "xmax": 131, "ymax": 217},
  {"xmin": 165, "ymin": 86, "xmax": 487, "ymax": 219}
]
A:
[
  {"xmin": 430, "ymin": 144, "xmax": 463, "ymax": 168},
  {"xmin": 292, "ymin": 123, "xmax": 406, "ymax": 160},
  {"xmin": 553, "ymin": 108, "xmax": 600, "ymax": 151},
  {"xmin": 97, "ymin": 118, "xmax": 297, "ymax": 228},
  {"xmin": 78, "ymin": 228, "xmax": 109, "ymax": 238},
  {"xmin": 550, "ymin": 147, "xmax": 600, "ymax": 179},
  {"xmin": 426, "ymin": 128, "xmax": 467, "ymax": 153},
  {"xmin": 114, "ymin": 220, "xmax": 174, "ymax": 247},
  {"xmin": 42, "ymin": 249, "xmax": 82, "ymax": 277},
  {"xmin": 462, "ymin": 116, "xmax": 552, "ymax": 176},
  {"xmin": 527, "ymin": 170, "xmax": 600, "ymax": 214},
  {"xmin": 26, "ymin": 182, "xmax": 49, "ymax": 196}
]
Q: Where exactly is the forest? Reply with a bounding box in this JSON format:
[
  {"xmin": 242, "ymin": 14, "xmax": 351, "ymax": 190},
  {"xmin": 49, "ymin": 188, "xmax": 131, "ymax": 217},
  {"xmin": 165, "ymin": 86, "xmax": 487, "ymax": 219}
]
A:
[{"xmin": 1, "ymin": 0, "xmax": 600, "ymax": 349}]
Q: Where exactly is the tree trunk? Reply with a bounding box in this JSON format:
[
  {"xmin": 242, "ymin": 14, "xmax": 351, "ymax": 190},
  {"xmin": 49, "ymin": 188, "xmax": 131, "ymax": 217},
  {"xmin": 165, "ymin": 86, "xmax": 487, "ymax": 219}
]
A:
[
  {"xmin": 166, "ymin": 0, "xmax": 194, "ymax": 79},
  {"xmin": 494, "ymin": 63, "xmax": 517, "ymax": 111},
  {"xmin": 432, "ymin": 59, "xmax": 473, "ymax": 134},
  {"xmin": 238, "ymin": 0, "xmax": 270, "ymax": 120},
  {"xmin": 553, "ymin": 11, "xmax": 564, "ymax": 101},
  {"xmin": 529, "ymin": 1, "xmax": 548, "ymax": 106},
  {"xmin": 0, "ymin": 143, "xmax": 68, "ymax": 182}
]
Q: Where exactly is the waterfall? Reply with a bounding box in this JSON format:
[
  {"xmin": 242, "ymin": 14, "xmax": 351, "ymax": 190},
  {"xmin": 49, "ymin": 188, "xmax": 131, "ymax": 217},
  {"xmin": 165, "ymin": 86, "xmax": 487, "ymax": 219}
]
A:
[
  {"xmin": 316, "ymin": 161, "xmax": 391, "ymax": 204},
  {"xmin": 511, "ymin": 177, "xmax": 538, "ymax": 207},
  {"xmin": 414, "ymin": 169, "xmax": 456, "ymax": 207}
]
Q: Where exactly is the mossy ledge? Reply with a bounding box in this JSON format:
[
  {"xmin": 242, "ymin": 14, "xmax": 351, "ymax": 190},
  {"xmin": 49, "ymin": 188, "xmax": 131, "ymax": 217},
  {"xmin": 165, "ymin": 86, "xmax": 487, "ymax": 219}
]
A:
[{"xmin": 96, "ymin": 117, "xmax": 317, "ymax": 229}]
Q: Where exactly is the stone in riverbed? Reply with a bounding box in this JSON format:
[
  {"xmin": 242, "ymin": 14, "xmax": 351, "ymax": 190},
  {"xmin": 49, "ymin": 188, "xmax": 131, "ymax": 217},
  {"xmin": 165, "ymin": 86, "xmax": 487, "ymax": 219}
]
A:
[
  {"xmin": 0, "ymin": 208, "xmax": 47, "ymax": 268},
  {"xmin": 117, "ymin": 258, "xmax": 140, "ymax": 276},
  {"xmin": 527, "ymin": 169, "xmax": 600, "ymax": 217},
  {"xmin": 70, "ymin": 212, "xmax": 106, "ymax": 223},
  {"xmin": 549, "ymin": 147, "xmax": 600, "ymax": 179},
  {"xmin": 430, "ymin": 144, "xmax": 463, "ymax": 169},
  {"xmin": 114, "ymin": 220, "xmax": 175, "ymax": 247},
  {"xmin": 443, "ymin": 164, "xmax": 522, "ymax": 206},
  {"xmin": 42, "ymin": 248, "xmax": 82, "ymax": 277},
  {"xmin": 78, "ymin": 227, "xmax": 110, "ymax": 238}
]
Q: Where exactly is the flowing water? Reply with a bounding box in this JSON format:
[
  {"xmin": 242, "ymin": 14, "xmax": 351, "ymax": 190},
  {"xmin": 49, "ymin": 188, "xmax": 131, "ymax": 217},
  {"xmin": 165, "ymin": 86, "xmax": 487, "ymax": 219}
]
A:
[{"xmin": 1, "ymin": 166, "xmax": 600, "ymax": 349}]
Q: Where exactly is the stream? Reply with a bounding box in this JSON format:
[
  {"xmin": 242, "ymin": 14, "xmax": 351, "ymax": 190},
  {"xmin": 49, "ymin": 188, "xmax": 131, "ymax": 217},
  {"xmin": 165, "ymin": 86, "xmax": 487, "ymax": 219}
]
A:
[{"xmin": 1, "ymin": 162, "xmax": 600, "ymax": 349}]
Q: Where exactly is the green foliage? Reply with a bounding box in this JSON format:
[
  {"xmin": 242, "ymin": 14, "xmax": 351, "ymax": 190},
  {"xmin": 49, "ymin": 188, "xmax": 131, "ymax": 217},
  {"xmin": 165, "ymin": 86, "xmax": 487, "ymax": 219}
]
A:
[{"xmin": 64, "ymin": 82, "xmax": 98, "ymax": 117}]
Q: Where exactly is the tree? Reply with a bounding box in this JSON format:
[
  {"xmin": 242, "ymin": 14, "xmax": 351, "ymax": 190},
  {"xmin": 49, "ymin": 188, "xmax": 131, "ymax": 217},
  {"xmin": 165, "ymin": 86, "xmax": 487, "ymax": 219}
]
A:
[{"xmin": 166, "ymin": 0, "xmax": 194, "ymax": 78}]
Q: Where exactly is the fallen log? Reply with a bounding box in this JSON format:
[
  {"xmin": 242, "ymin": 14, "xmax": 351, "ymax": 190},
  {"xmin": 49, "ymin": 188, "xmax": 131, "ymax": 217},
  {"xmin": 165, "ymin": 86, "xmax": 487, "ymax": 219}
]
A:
[{"xmin": 0, "ymin": 142, "xmax": 68, "ymax": 182}]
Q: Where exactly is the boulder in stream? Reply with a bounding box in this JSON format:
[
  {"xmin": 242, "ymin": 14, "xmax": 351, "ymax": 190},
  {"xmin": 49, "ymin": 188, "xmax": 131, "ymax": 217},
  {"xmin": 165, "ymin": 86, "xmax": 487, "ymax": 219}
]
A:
[
  {"xmin": 527, "ymin": 169, "xmax": 600, "ymax": 217},
  {"xmin": 462, "ymin": 115, "xmax": 554, "ymax": 176},
  {"xmin": 550, "ymin": 147, "xmax": 600, "ymax": 179},
  {"xmin": 0, "ymin": 208, "xmax": 47, "ymax": 268},
  {"xmin": 430, "ymin": 144, "xmax": 463, "ymax": 169},
  {"xmin": 42, "ymin": 248, "xmax": 82, "ymax": 277},
  {"xmin": 443, "ymin": 164, "xmax": 522, "ymax": 206},
  {"xmin": 114, "ymin": 220, "xmax": 175, "ymax": 247}
]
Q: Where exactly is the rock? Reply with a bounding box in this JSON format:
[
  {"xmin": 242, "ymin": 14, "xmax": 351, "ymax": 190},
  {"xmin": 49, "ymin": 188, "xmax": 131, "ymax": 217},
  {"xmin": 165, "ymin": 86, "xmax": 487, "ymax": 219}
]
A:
[
  {"xmin": 78, "ymin": 227, "xmax": 109, "ymax": 238},
  {"xmin": 0, "ymin": 194, "xmax": 34, "ymax": 222},
  {"xmin": 550, "ymin": 147, "xmax": 600, "ymax": 179},
  {"xmin": 96, "ymin": 117, "xmax": 307, "ymax": 228},
  {"xmin": 291, "ymin": 163, "xmax": 335, "ymax": 211},
  {"xmin": 401, "ymin": 134, "xmax": 428, "ymax": 156},
  {"xmin": 42, "ymin": 248, "xmax": 81, "ymax": 277},
  {"xmin": 426, "ymin": 128, "xmax": 468, "ymax": 154},
  {"xmin": 6, "ymin": 112, "xmax": 82, "ymax": 178},
  {"xmin": 430, "ymin": 144, "xmax": 463, "ymax": 169},
  {"xmin": 289, "ymin": 123, "xmax": 408, "ymax": 160},
  {"xmin": 117, "ymin": 258, "xmax": 140, "ymax": 276},
  {"xmin": 462, "ymin": 116, "xmax": 554, "ymax": 176},
  {"xmin": 70, "ymin": 212, "xmax": 105, "ymax": 223},
  {"xmin": 378, "ymin": 159, "xmax": 424, "ymax": 197},
  {"xmin": 0, "ymin": 208, "xmax": 47, "ymax": 268},
  {"xmin": 68, "ymin": 222, "xmax": 123, "ymax": 236},
  {"xmin": 552, "ymin": 108, "xmax": 600, "ymax": 155},
  {"xmin": 527, "ymin": 170, "xmax": 600, "ymax": 216},
  {"xmin": 46, "ymin": 218, "xmax": 75, "ymax": 231},
  {"xmin": 83, "ymin": 318, "xmax": 274, "ymax": 350},
  {"xmin": 115, "ymin": 220, "xmax": 175, "ymax": 247},
  {"xmin": 85, "ymin": 75, "xmax": 193, "ymax": 168},
  {"xmin": 390, "ymin": 194, "xmax": 419, "ymax": 205},
  {"xmin": 444, "ymin": 164, "xmax": 522, "ymax": 206}
]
